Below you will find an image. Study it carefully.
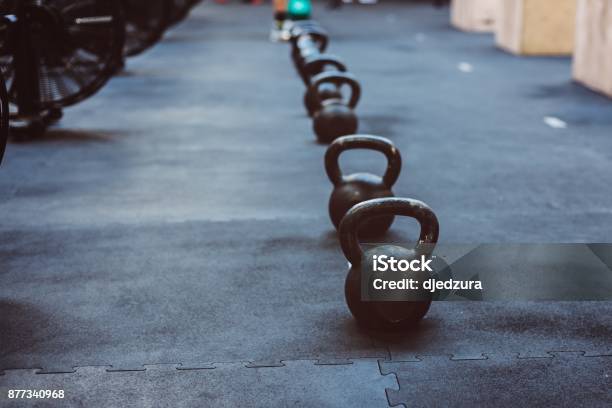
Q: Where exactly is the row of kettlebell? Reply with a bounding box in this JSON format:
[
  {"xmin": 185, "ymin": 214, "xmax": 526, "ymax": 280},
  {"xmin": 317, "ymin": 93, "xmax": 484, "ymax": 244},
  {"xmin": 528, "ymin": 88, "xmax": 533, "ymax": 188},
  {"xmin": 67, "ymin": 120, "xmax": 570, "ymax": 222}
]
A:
[
  {"xmin": 287, "ymin": 22, "xmax": 443, "ymax": 331},
  {"xmin": 289, "ymin": 21, "xmax": 361, "ymax": 144}
]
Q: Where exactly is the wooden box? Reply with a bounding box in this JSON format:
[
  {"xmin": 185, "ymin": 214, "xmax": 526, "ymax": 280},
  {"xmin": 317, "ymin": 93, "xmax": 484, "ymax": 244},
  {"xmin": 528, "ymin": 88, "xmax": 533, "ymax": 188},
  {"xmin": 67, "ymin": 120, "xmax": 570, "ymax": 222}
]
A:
[
  {"xmin": 496, "ymin": 0, "xmax": 577, "ymax": 55},
  {"xmin": 573, "ymin": 0, "xmax": 612, "ymax": 97},
  {"xmin": 451, "ymin": 0, "xmax": 499, "ymax": 32}
]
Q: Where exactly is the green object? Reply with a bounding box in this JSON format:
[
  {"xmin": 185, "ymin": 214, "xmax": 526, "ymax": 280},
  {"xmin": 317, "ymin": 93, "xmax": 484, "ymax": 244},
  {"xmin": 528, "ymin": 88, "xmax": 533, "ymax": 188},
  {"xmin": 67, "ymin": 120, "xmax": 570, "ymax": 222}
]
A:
[{"xmin": 288, "ymin": 0, "xmax": 312, "ymax": 20}]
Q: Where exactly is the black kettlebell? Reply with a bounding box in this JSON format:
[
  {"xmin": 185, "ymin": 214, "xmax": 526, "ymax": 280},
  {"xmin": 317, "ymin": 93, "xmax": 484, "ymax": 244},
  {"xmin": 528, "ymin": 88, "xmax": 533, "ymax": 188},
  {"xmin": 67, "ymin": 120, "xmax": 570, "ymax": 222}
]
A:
[
  {"xmin": 325, "ymin": 135, "xmax": 401, "ymax": 237},
  {"xmin": 340, "ymin": 197, "xmax": 440, "ymax": 330},
  {"xmin": 302, "ymin": 55, "xmax": 347, "ymax": 115},
  {"xmin": 310, "ymin": 71, "xmax": 360, "ymax": 144},
  {"xmin": 301, "ymin": 54, "xmax": 346, "ymax": 85},
  {"xmin": 290, "ymin": 26, "xmax": 328, "ymax": 70},
  {"xmin": 289, "ymin": 20, "xmax": 323, "ymax": 39}
]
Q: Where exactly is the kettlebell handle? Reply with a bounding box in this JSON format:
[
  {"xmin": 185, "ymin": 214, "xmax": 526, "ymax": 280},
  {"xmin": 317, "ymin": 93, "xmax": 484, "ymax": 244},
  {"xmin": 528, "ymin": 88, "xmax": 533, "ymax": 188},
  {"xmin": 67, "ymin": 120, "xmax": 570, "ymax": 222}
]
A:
[
  {"xmin": 309, "ymin": 71, "xmax": 361, "ymax": 109},
  {"xmin": 291, "ymin": 27, "xmax": 329, "ymax": 53},
  {"xmin": 339, "ymin": 197, "xmax": 440, "ymax": 266},
  {"xmin": 301, "ymin": 54, "xmax": 347, "ymax": 85},
  {"xmin": 290, "ymin": 22, "xmax": 328, "ymax": 42},
  {"xmin": 325, "ymin": 135, "xmax": 402, "ymax": 188}
]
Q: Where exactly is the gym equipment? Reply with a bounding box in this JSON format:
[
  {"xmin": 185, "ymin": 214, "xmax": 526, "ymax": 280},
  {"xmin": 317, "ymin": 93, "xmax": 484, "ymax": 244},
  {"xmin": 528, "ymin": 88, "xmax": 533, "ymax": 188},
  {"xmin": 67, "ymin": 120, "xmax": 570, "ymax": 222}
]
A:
[
  {"xmin": 300, "ymin": 53, "xmax": 346, "ymax": 85},
  {"xmin": 290, "ymin": 24, "xmax": 328, "ymax": 74},
  {"xmin": 288, "ymin": 0, "xmax": 312, "ymax": 21},
  {"xmin": 168, "ymin": 0, "xmax": 200, "ymax": 27},
  {"xmin": 289, "ymin": 19, "xmax": 323, "ymax": 39},
  {"xmin": 0, "ymin": 72, "xmax": 8, "ymax": 164},
  {"xmin": 123, "ymin": 0, "xmax": 171, "ymax": 57},
  {"xmin": 0, "ymin": 0, "xmax": 126, "ymax": 138},
  {"xmin": 325, "ymin": 135, "xmax": 401, "ymax": 237},
  {"xmin": 309, "ymin": 71, "xmax": 360, "ymax": 144},
  {"xmin": 301, "ymin": 54, "xmax": 346, "ymax": 116},
  {"xmin": 340, "ymin": 197, "xmax": 440, "ymax": 330}
]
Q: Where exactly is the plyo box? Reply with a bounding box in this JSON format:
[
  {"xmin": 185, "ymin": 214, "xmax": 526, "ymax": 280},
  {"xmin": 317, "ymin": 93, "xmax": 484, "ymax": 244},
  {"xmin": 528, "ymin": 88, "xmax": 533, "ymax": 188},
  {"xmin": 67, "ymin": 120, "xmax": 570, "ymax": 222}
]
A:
[
  {"xmin": 451, "ymin": 0, "xmax": 499, "ymax": 32},
  {"xmin": 573, "ymin": 0, "xmax": 612, "ymax": 97},
  {"xmin": 496, "ymin": 0, "xmax": 577, "ymax": 55}
]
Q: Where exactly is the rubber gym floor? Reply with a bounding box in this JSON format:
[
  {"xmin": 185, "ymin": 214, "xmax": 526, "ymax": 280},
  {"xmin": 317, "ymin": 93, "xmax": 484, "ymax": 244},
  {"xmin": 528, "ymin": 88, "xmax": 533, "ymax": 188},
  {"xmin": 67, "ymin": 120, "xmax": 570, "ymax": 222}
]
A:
[{"xmin": 1, "ymin": 1, "xmax": 611, "ymax": 407}]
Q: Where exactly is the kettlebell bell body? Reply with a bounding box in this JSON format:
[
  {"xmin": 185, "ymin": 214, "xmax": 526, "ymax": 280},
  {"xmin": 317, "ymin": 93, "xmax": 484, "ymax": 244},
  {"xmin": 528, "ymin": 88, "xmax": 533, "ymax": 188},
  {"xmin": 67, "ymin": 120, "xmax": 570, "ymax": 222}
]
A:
[
  {"xmin": 309, "ymin": 71, "xmax": 361, "ymax": 144},
  {"xmin": 325, "ymin": 135, "xmax": 402, "ymax": 237},
  {"xmin": 314, "ymin": 101, "xmax": 358, "ymax": 144},
  {"xmin": 340, "ymin": 197, "xmax": 440, "ymax": 330},
  {"xmin": 345, "ymin": 245, "xmax": 433, "ymax": 329},
  {"xmin": 329, "ymin": 173, "xmax": 394, "ymax": 236}
]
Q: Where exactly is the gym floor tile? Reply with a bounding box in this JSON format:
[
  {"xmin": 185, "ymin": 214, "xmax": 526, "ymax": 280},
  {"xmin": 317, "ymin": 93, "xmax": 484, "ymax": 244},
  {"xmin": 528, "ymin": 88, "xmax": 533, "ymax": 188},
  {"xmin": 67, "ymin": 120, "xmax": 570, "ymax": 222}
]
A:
[
  {"xmin": 381, "ymin": 352, "xmax": 612, "ymax": 408},
  {"xmin": 0, "ymin": 359, "xmax": 395, "ymax": 407},
  {"xmin": 378, "ymin": 302, "xmax": 612, "ymax": 361}
]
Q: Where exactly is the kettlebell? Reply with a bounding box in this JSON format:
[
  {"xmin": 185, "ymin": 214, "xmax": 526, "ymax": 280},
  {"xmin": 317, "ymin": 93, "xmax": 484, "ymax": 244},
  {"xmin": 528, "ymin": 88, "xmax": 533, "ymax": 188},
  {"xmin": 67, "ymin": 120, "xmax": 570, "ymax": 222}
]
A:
[
  {"xmin": 301, "ymin": 54, "xmax": 346, "ymax": 85},
  {"xmin": 325, "ymin": 135, "xmax": 401, "ymax": 237},
  {"xmin": 302, "ymin": 55, "xmax": 346, "ymax": 115},
  {"xmin": 290, "ymin": 26, "xmax": 328, "ymax": 70},
  {"xmin": 289, "ymin": 19, "xmax": 322, "ymax": 39},
  {"xmin": 340, "ymin": 197, "xmax": 440, "ymax": 330},
  {"xmin": 309, "ymin": 71, "xmax": 360, "ymax": 144},
  {"xmin": 290, "ymin": 21, "xmax": 325, "ymax": 44}
]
